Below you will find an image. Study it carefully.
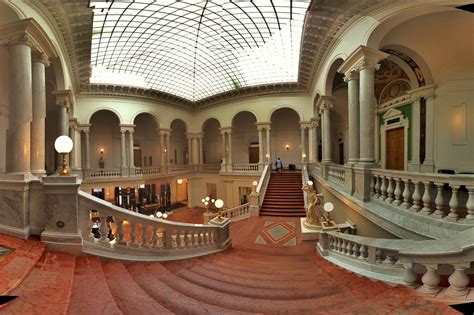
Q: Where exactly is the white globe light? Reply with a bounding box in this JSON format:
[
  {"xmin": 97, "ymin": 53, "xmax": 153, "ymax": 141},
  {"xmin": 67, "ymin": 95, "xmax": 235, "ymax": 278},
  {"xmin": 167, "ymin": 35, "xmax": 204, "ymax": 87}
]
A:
[
  {"xmin": 201, "ymin": 198, "xmax": 205, "ymax": 203},
  {"xmin": 205, "ymin": 196, "xmax": 210, "ymax": 201},
  {"xmin": 324, "ymin": 202, "xmax": 334, "ymax": 212},
  {"xmin": 54, "ymin": 135, "xmax": 73, "ymax": 153},
  {"xmin": 211, "ymin": 199, "xmax": 215, "ymax": 203},
  {"xmin": 156, "ymin": 211, "xmax": 163, "ymax": 218},
  {"xmin": 214, "ymin": 199, "xmax": 224, "ymax": 209},
  {"xmin": 252, "ymin": 180, "xmax": 258, "ymax": 186},
  {"xmin": 204, "ymin": 201, "xmax": 208, "ymax": 206},
  {"xmin": 162, "ymin": 213, "xmax": 168, "ymax": 219},
  {"xmin": 307, "ymin": 180, "xmax": 313, "ymax": 186}
]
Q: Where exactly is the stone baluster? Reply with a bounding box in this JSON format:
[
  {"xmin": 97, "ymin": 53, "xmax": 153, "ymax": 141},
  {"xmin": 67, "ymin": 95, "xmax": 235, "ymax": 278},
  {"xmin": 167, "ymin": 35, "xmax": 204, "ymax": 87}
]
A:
[
  {"xmin": 171, "ymin": 233, "xmax": 178, "ymax": 248},
  {"xmin": 370, "ymin": 175, "xmax": 375, "ymax": 196},
  {"xmin": 446, "ymin": 264, "xmax": 470, "ymax": 297},
  {"xmin": 393, "ymin": 178, "xmax": 402, "ymax": 206},
  {"xmin": 359, "ymin": 245, "xmax": 368, "ymax": 261},
  {"xmin": 383, "ymin": 253, "xmax": 396, "ymax": 265},
  {"xmin": 386, "ymin": 177, "xmax": 394, "ymax": 203},
  {"xmin": 99, "ymin": 217, "xmax": 109, "ymax": 244},
  {"xmin": 379, "ymin": 176, "xmax": 387, "ymax": 201},
  {"xmin": 401, "ymin": 179, "xmax": 411, "ymax": 208},
  {"xmin": 402, "ymin": 263, "xmax": 418, "ymax": 288},
  {"xmin": 466, "ymin": 186, "xmax": 474, "ymax": 220},
  {"xmin": 421, "ymin": 182, "xmax": 432, "ymax": 215},
  {"xmin": 411, "ymin": 181, "xmax": 422, "ymax": 212},
  {"xmin": 129, "ymin": 223, "xmax": 136, "ymax": 246},
  {"xmin": 179, "ymin": 233, "xmax": 186, "ymax": 248},
  {"xmin": 374, "ymin": 175, "xmax": 381, "ymax": 198},
  {"xmin": 419, "ymin": 264, "xmax": 440, "ymax": 296},
  {"xmin": 345, "ymin": 241, "xmax": 353, "ymax": 256},
  {"xmin": 375, "ymin": 248, "xmax": 384, "ymax": 264},
  {"xmin": 448, "ymin": 186, "xmax": 459, "ymax": 220},
  {"xmin": 115, "ymin": 220, "xmax": 124, "ymax": 244},
  {"xmin": 352, "ymin": 243, "xmax": 360, "ymax": 258},
  {"xmin": 433, "ymin": 183, "xmax": 445, "ymax": 217}
]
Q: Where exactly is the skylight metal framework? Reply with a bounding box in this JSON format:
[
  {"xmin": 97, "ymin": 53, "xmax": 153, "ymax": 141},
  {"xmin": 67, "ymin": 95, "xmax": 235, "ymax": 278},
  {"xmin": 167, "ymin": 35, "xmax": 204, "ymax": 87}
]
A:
[{"xmin": 90, "ymin": 0, "xmax": 310, "ymax": 102}]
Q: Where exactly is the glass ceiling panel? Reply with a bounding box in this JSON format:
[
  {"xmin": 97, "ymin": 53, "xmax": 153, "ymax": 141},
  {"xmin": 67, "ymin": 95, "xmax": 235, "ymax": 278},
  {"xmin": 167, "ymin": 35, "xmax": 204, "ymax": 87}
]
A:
[{"xmin": 89, "ymin": 0, "xmax": 310, "ymax": 101}]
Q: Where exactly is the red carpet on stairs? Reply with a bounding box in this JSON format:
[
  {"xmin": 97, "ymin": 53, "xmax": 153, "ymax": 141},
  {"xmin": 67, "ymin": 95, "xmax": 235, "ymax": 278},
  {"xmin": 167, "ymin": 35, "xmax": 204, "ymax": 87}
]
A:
[
  {"xmin": 260, "ymin": 171, "xmax": 306, "ymax": 217},
  {"xmin": 0, "ymin": 219, "xmax": 460, "ymax": 314}
]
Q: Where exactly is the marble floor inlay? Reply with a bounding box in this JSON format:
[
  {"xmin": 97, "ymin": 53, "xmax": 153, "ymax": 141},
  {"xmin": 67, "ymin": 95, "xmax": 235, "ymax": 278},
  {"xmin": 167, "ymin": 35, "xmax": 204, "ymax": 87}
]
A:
[{"xmin": 255, "ymin": 221, "xmax": 296, "ymax": 246}]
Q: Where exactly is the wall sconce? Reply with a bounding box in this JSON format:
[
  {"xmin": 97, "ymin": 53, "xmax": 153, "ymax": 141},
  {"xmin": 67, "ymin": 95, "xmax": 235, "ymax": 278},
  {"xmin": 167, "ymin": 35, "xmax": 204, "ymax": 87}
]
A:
[
  {"xmin": 164, "ymin": 148, "xmax": 167, "ymax": 153},
  {"xmin": 265, "ymin": 153, "xmax": 270, "ymax": 162},
  {"xmin": 99, "ymin": 148, "xmax": 105, "ymax": 168},
  {"xmin": 54, "ymin": 135, "xmax": 73, "ymax": 176},
  {"xmin": 177, "ymin": 179, "xmax": 183, "ymax": 185},
  {"xmin": 252, "ymin": 180, "xmax": 258, "ymax": 193},
  {"xmin": 302, "ymin": 153, "xmax": 307, "ymax": 160},
  {"xmin": 285, "ymin": 144, "xmax": 290, "ymax": 151},
  {"xmin": 100, "ymin": 148, "xmax": 104, "ymax": 154}
]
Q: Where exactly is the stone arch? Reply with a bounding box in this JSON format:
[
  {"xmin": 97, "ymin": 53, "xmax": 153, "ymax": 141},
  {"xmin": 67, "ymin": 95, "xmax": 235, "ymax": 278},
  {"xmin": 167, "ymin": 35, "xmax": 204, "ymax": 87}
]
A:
[
  {"xmin": 230, "ymin": 109, "xmax": 258, "ymax": 126},
  {"xmin": 87, "ymin": 108, "xmax": 123, "ymax": 125},
  {"xmin": 131, "ymin": 110, "xmax": 160, "ymax": 128},
  {"xmin": 324, "ymin": 58, "xmax": 345, "ymax": 96},
  {"xmin": 201, "ymin": 117, "xmax": 222, "ymax": 132},
  {"xmin": 202, "ymin": 118, "xmax": 222, "ymax": 164},
  {"xmin": 267, "ymin": 105, "xmax": 303, "ymax": 122},
  {"xmin": 89, "ymin": 110, "xmax": 122, "ymax": 169},
  {"xmin": 169, "ymin": 118, "xmax": 188, "ymax": 132},
  {"xmin": 270, "ymin": 107, "xmax": 301, "ymax": 166},
  {"xmin": 169, "ymin": 119, "xmax": 188, "ymax": 164}
]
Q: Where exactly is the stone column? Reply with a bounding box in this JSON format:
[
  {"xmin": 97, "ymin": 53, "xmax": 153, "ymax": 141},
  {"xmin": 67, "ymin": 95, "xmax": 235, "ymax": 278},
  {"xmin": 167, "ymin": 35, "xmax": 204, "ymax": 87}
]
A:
[
  {"xmin": 58, "ymin": 101, "xmax": 69, "ymax": 136},
  {"xmin": 7, "ymin": 37, "xmax": 33, "ymax": 173},
  {"xmin": 228, "ymin": 131, "xmax": 233, "ymax": 165},
  {"xmin": 300, "ymin": 125, "xmax": 306, "ymax": 163},
  {"xmin": 409, "ymin": 98, "xmax": 421, "ymax": 171},
  {"xmin": 358, "ymin": 61, "xmax": 379, "ymax": 164},
  {"xmin": 221, "ymin": 131, "xmax": 227, "ymax": 164},
  {"xmin": 266, "ymin": 127, "xmax": 271, "ymax": 162},
  {"xmin": 165, "ymin": 132, "xmax": 170, "ymax": 167},
  {"xmin": 315, "ymin": 119, "xmax": 320, "ymax": 162},
  {"xmin": 198, "ymin": 136, "xmax": 203, "ymax": 164},
  {"xmin": 257, "ymin": 127, "xmax": 263, "ymax": 164},
  {"xmin": 120, "ymin": 129, "xmax": 127, "ymax": 168},
  {"xmin": 320, "ymin": 97, "xmax": 333, "ymax": 163},
  {"xmin": 31, "ymin": 52, "xmax": 49, "ymax": 175},
  {"xmin": 308, "ymin": 123, "xmax": 315, "ymax": 163},
  {"xmin": 128, "ymin": 130, "xmax": 135, "ymax": 168},
  {"xmin": 422, "ymin": 94, "xmax": 435, "ymax": 172},
  {"xmin": 68, "ymin": 124, "xmax": 75, "ymax": 170},
  {"xmin": 345, "ymin": 70, "xmax": 360, "ymax": 164},
  {"xmin": 159, "ymin": 131, "xmax": 165, "ymax": 168},
  {"xmin": 83, "ymin": 129, "xmax": 90, "ymax": 170},
  {"xmin": 187, "ymin": 136, "xmax": 193, "ymax": 165}
]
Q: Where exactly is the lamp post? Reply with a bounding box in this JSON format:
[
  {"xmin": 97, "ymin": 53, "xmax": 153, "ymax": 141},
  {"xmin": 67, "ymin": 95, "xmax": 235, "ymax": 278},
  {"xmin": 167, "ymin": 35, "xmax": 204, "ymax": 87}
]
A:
[
  {"xmin": 54, "ymin": 135, "xmax": 73, "ymax": 176},
  {"xmin": 214, "ymin": 199, "xmax": 224, "ymax": 222},
  {"xmin": 201, "ymin": 196, "xmax": 216, "ymax": 215}
]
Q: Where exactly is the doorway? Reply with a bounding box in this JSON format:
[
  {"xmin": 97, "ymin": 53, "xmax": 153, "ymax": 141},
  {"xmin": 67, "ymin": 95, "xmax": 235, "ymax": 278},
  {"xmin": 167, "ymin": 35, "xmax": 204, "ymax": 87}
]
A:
[
  {"xmin": 249, "ymin": 146, "xmax": 259, "ymax": 163},
  {"xmin": 134, "ymin": 148, "xmax": 142, "ymax": 167},
  {"xmin": 386, "ymin": 127, "xmax": 404, "ymax": 170}
]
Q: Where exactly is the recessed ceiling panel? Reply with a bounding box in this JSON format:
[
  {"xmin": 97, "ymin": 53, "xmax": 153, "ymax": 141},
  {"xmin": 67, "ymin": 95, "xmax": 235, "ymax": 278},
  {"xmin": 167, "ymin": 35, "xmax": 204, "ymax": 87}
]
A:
[{"xmin": 90, "ymin": 0, "xmax": 310, "ymax": 101}]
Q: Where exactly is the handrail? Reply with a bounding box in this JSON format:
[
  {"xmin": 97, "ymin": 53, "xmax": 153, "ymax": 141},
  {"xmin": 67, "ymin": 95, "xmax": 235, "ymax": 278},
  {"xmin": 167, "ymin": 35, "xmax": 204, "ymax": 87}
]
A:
[
  {"xmin": 209, "ymin": 203, "xmax": 250, "ymax": 222},
  {"xmin": 319, "ymin": 228, "xmax": 474, "ymax": 301},
  {"xmin": 256, "ymin": 164, "xmax": 271, "ymax": 207},
  {"xmin": 232, "ymin": 163, "xmax": 259, "ymax": 172},
  {"xmin": 78, "ymin": 191, "xmax": 230, "ymax": 260}
]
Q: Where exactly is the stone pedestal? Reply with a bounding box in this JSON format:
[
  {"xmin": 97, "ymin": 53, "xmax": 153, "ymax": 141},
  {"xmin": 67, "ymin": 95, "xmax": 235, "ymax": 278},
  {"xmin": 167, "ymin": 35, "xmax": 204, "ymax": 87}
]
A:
[
  {"xmin": 41, "ymin": 175, "xmax": 82, "ymax": 254},
  {"xmin": 353, "ymin": 164, "xmax": 375, "ymax": 201},
  {"xmin": 300, "ymin": 217, "xmax": 321, "ymax": 241},
  {"xmin": 209, "ymin": 217, "xmax": 231, "ymax": 249},
  {"xmin": 344, "ymin": 164, "xmax": 355, "ymax": 194},
  {"xmin": 249, "ymin": 192, "xmax": 260, "ymax": 216}
]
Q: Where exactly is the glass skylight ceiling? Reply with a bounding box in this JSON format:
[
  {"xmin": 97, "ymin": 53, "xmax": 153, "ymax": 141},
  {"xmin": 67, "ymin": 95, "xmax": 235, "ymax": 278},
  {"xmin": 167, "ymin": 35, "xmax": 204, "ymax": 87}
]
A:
[{"xmin": 90, "ymin": 0, "xmax": 310, "ymax": 101}]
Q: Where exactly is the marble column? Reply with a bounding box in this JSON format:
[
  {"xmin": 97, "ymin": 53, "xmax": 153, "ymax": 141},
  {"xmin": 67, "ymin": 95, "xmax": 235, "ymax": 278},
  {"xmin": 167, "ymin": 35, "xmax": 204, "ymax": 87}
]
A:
[
  {"xmin": 345, "ymin": 70, "xmax": 360, "ymax": 164},
  {"xmin": 358, "ymin": 61, "xmax": 378, "ymax": 164},
  {"xmin": 221, "ymin": 132, "xmax": 226, "ymax": 164},
  {"xmin": 69, "ymin": 125, "xmax": 76, "ymax": 170},
  {"xmin": 187, "ymin": 136, "xmax": 193, "ymax": 165},
  {"xmin": 227, "ymin": 131, "xmax": 233, "ymax": 165},
  {"xmin": 300, "ymin": 125, "xmax": 306, "ymax": 163},
  {"xmin": 422, "ymin": 95, "xmax": 435, "ymax": 172},
  {"xmin": 198, "ymin": 136, "xmax": 203, "ymax": 164},
  {"xmin": 31, "ymin": 52, "xmax": 49, "ymax": 175},
  {"xmin": 258, "ymin": 128, "xmax": 263, "ymax": 164},
  {"xmin": 192, "ymin": 137, "xmax": 199, "ymax": 166},
  {"xmin": 315, "ymin": 120, "xmax": 321, "ymax": 162},
  {"xmin": 165, "ymin": 132, "xmax": 170, "ymax": 166},
  {"xmin": 321, "ymin": 99, "xmax": 333, "ymax": 163},
  {"xmin": 308, "ymin": 125, "xmax": 313, "ymax": 162},
  {"xmin": 266, "ymin": 127, "xmax": 271, "ymax": 162},
  {"xmin": 159, "ymin": 131, "xmax": 165, "ymax": 168},
  {"xmin": 120, "ymin": 129, "xmax": 127, "ymax": 168},
  {"xmin": 410, "ymin": 98, "xmax": 421, "ymax": 170},
  {"xmin": 83, "ymin": 130, "xmax": 90, "ymax": 170},
  {"xmin": 7, "ymin": 38, "xmax": 33, "ymax": 173},
  {"xmin": 128, "ymin": 130, "xmax": 135, "ymax": 168},
  {"xmin": 58, "ymin": 101, "xmax": 69, "ymax": 136}
]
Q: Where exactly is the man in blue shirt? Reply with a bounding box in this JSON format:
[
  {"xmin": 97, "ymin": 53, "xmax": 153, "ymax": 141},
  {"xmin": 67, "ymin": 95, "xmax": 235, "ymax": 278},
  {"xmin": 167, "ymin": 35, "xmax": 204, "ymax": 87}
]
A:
[{"xmin": 275, "ymin": 157, "xmax": 283, "ymax": 174}]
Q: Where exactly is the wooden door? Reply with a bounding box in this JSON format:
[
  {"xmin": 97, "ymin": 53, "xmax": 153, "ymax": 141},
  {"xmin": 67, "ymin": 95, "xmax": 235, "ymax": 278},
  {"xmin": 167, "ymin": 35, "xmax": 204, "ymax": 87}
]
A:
[
  {"xmin": 134, "ymin": 149, "xmax": 142, "ymax": 167},
  {"xmin": 249, "ymin": 146, "xmax": 259, "ymax": 163},
  {"xmin": 386, "ymin": 127, "xmax": 404, "ymax": 170}
]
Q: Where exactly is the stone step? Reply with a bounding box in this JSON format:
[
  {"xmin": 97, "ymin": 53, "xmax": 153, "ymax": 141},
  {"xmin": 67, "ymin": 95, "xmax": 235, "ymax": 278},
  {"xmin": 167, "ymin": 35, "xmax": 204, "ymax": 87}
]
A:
[
  {"xmin": 102, "ymin": 261, "xmax": 172, "ymax": 314},
  {"xmin": 0, "ymin": 234, "xmax": 45, "ymax": 295},
  {"xmin": 68, "ymin": 256, "xmax": 122, "ymax": 315},
  {"xmin": 2, "ymin": 252, "xmax": 75, "ymax": 314}
]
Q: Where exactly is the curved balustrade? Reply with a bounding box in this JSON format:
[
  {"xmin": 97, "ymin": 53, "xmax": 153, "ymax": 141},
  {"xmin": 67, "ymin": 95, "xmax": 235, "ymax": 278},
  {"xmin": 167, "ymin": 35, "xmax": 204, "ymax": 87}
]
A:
[
  {"xmin": 135, "ymin": 166, "xmax": 161, "ymax": 176},
  {"xmin": 256, "ymin": 164, "xmax": 271, "ymax": 207},
  {"xmin": 371, "ymin": 169, "xmax": 474, "ymax": 222},
  {"xmin": 319, "ymin": 228, "xmax": 474, "ymax": 301},
  {"xmin": 78, "ymin": 191, "xmax": 230, "ymax": 260},
  {"xmin": 201, "ymin": 164, "xmax": 221, "ymax": 172},
  {"xmin": 87, "ymin": 168, "xmax": 122, "ymax": 179},
  {"xmin": 232, "ymin": 163, "xmax": 259, "ymax": 172},
  {"xmin": 209, "ymin": 203, "xmax": 250, "ymax": 221},
  {"xmin": 328, "ymin": 164, "xmax": 345, "ymax": 186}
]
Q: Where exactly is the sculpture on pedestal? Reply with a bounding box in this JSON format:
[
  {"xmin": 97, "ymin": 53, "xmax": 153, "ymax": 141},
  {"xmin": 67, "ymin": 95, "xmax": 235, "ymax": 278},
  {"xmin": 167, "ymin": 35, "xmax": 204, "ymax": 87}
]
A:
[{"xmin": 302, "ymin": 181, "xmax": 323, "ymax": 227}]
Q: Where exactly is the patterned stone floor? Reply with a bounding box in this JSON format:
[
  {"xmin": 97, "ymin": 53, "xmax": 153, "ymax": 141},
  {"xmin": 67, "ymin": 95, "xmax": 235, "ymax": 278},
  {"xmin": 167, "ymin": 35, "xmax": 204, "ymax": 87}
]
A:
[{"xmin": 255, "ymin": 220, "xmax": 297, "ymax": 246}]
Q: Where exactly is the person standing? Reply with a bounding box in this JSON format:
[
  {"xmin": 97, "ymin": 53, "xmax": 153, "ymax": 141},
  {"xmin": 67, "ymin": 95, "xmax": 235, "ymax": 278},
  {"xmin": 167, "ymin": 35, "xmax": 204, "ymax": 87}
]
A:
[{"xmin": 275, "ymin": 157, "xmax": 283, "ymax": 174}]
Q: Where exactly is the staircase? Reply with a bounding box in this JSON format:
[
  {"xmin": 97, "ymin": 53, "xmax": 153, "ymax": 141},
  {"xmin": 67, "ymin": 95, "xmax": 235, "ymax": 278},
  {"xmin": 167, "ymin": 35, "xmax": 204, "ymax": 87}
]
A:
[
  {"xmin": 260, "ymin": 171, "xmax": 306, "ymax": 217},
  {"xmin": 0, "ymin": 233, "xmax": 457, "ymax": 314}
]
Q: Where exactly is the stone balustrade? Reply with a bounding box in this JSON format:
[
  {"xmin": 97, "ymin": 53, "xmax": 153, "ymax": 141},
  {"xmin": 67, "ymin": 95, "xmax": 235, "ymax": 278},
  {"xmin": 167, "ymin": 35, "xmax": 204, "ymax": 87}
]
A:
[
  {"xmin": 256, "ymin": 164, "xmax": 271, "ymax": 207},
  {"xmin": 78, "ymin": 191, "xmax": 230, "ymax": 260},
  {"xmin": 208, "ymin": 203, "xmax": 250, "ymax": 222},
  {"xmin": 201, "ymin": 164, "xmax": 221, "ymax": 172},
  {"xmin": 232, "ymin": 163, "xmax": 259, "ymax": 172},
  {"xmin": 371, "ymin": 169, "xmax": 474, "ymax": 222},
  {"xmin": 169, "ymin": 164, "xmax": 191, "ymax": 172},
  {"xmin": 86, "ymin": 168, "xmax": 122, "ymax": 179},
  {"xmin": 319, "ymin": 228, "xmax": 474, "ymax": 301},
  {"xmin": 135, "ymin": 166, "xmax": 161, "ymax": 176},
  {"xmin": 328, "ymin": 164, "xmax": 345, "ymax": 186}
]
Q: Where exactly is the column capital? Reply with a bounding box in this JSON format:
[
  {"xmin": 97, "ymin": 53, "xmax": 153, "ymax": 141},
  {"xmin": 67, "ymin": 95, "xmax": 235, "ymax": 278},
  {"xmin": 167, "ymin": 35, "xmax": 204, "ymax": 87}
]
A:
[
  {"xmin": 219, "ymin": 127, "xmax": 232, "ymax": 135},
  {"xmin": 316, "ymin": 96, "xmax": 334, "ymax": 113},
  {"xmin": 158, "ymin": 128, "xmax": 171, "ymax": 136},
  {"xmin": 255, "ymin": 122, "xmax": 271, "ymax": 131},
  {"xmin": 343, "ymin": 70, "xmax": 359, "ymax": 82},
  {"xmin": 68, "ymin": 118, "xmax": 79, "ymax": 129},
  {"xmin": 299, "ymin": 121, "xmax": 312, "ymax": 129},
  {"xmin": 338, "ymin": 45, "xmax": 389, "ymax": 74},
  {"xmin": 119, "ymin": 124, "xmax": 135, "ymax": 133},
  {"xmin": 78, "ymin": 124, "xmax": 91, "ymax": 134},
  {"xmin": 409, "ymin": 84, "xmax": 437, "ymax": 102},
  {"xmin": 52, "ymin": 90, "xmax": 73, "ymax": 110},
  {"xmin": 32, "ymin": 51, "xmax": 50, "ymax": 66}
]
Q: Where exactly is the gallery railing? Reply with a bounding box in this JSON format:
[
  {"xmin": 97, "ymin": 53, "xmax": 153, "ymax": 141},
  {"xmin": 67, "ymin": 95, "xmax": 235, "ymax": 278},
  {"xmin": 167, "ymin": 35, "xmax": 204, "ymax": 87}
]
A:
[
  {"xmin": 256, "ymin": 163, "xmax": 271, "ymax": 207},
  {"xmin": 232, "ymin": 163, "xmax": 259, "ymax": 172},
  {"xmin": 328, "ymin": 164, "xmax": 345, "ymax": 186},
  {"xmin": 208, "ymin": 203, "xmax": 250, "ymax": 222}
]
